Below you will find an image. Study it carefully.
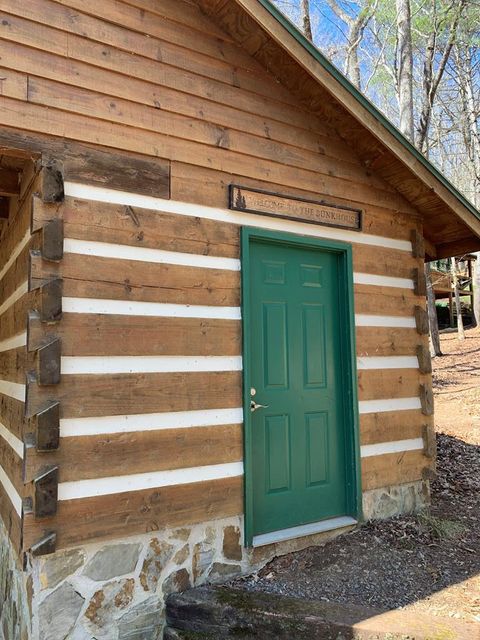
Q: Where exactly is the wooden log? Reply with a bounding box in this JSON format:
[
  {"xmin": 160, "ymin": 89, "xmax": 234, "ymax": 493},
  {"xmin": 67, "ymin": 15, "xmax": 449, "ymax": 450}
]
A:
[
  {"xmin": 30, "ymin": 253, "xmax": 240, "ymax": 307},
  {"xmin": 356, "ymin": 327, "xmax": 421, "ymax": 357},
  {"xmin": 25, "ymin": 423, "xmax": 243, "ymax": 483},
  {"xmin": 355, "ymin": 285, "xmax": 418, "ymax": 317},
  {"xmin": 360, "ymin": 411, "xmax": 431, "ymax": 445},
  {"xmin": 420, "ymin": 384, "xmax": 434, "ymax": 416},
  {"xmin": 0, "ymin": 479, "xmax": 22, "ymax": 554},
  {"xmin": 410, "ymin": 229, "xmax": 425, "ymax": 259},
  {"xmin": 41, "ymin": 160, "xmax": 64, "ymax": 203},
  {"xmin": 36, "ymin": 339, "xmax": 61, "ymax": 386},
  {"xmin": 26, "ymin": 371, "xmax": 242, "ymax": 419},
  {"xmin": 358, "ymin": 370, "xmax": 427, "ymax": 401},
  {"xmin": 422, "ymin": 423, "xmax": 437, "ymax": 459},
  {"xmin": 414, "ymin": 306, "xmax": 429, "ymax": 335},
  {"xmin": 0, "ymin": 393, "xmax": 25, "ymax": 441},
  {"xmin": 33, "ymin": 196, "xmax": 240, "ymax": 258},
  {"xmin": 33, "ymin": 465, "xmax": 58, "ymax": 518},
  {"xmin": 23, "ymin": 475, "xmax": 242, "ymax": 549},
  {"xmin": 33, "ymin": 402, "xmax": 60, "ymax": 452},
  {"xmin": 0, "ymin": 432, "xmax": 23, "ymax": 494},
  {"xmin": 0, "ymin": 347, "xmax": 27, "ymax": 384},
  {"xmin": 416, "ymin": 344, "xmax": 432, "ymax": 374},
  {"xmin": 36, "ymin": 280, "xmax": 63, "ymax": 323},
  {"xmin": 28, "ymin": 313, "xmax": 242, "ymax": 357},
  {"xmin": 41, "ymin": 218, "xmax": 64, "ymax": 261},
  {"xmin": 361, "ymin": 450, "xmax": 427, "ymax": 491},
  {"xmin": 413, "ymin": 268, "xmax": 427, "ymax": 297},
  {"xmin": 0, "ymin": 129, "xmax": 170, "ymax": 199}
]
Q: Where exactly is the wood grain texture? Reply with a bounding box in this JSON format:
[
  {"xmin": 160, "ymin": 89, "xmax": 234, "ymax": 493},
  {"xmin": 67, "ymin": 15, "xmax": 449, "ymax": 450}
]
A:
[
  {"xmin": 362, "ymin": 450, "xmax": 429, "ymax": 491},
  {"xmin": 25, "ymin": 424, "xmax": 243, "ymax": 482},
  {"xmin": 0, "ymin": 394, "xmax": 25, "ymax": 441},
  {"xmin": 356, "ymin": 327, "xmax": 422, "ymax": 357},
  {"xmin": 355, "ymin": 285, "xmax": 420, "ymax": 317},
  {"xmin": 170, "ymin": 163, "xmax": 419, "ymax": 242},
  {"xmin": 26, "ymin": 371, "xmax": 243, "ymax": 418},
  {"xmin": 31, "ymin": 252, "xmax": 240, "ymax": 306},
  {"xmin": 0, "ymin": 347, "xmax": 27, "ymax": 384},
  {"xmin": 28, "ymin": 313, "xmax": 242, "ymax": 356},
  {"xmin": 23, "ymin": 475, "xmax": 243, "ymax": 549},
  {"xmin": 0, "ymin": 432, "xmax": 23, "ymax": 494},
  {"xmin": 0, "ymin": 480, "xmax": 21, "ymax": 553},
  {"xmin": 358, "ymin": 370, "xmax": 427, "ymax": 401},
  {"xmin": 33, "ymin": 197, "xmax": 240, "ymax": 259},
  {"xmin": 360, "ymin": 410, "xmax": 431, "ymax": 445}
]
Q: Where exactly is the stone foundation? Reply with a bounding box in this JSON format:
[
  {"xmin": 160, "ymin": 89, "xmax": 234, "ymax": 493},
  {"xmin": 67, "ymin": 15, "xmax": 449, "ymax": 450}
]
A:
[
  {"xmin": 363, "ymin": 480, "xmax": 430, "ymax": 520},
  {"xmin": 0, "ymin": 520, "xmax": 31, "ymax": 640}
]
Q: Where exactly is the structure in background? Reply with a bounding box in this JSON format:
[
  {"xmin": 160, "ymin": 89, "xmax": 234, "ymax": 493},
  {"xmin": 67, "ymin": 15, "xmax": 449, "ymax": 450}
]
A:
[
  {"xmin": 0, "ymin": 1, "xmax": 479, "ymax": 639},
  {"xmin": 431, "ymin": 255, "xmax": 477, "ymax": 328}
]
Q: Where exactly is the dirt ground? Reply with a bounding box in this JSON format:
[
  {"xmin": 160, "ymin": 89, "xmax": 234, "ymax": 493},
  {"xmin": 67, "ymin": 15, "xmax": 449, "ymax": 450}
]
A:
[{"xmin": 234, "ymin": 328, "xmax": 480, "ymax": 625}]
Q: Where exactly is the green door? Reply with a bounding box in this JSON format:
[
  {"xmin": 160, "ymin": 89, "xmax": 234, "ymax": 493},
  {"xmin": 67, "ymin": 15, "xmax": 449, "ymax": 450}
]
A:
[{"xmin": 246, "ymin": 232, "xmax": 354, "ymax": 538}]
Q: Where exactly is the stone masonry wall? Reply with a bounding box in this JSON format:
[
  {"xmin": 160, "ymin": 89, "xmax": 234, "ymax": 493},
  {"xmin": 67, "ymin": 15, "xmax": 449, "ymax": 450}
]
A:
[
  {"xmin": 0, "ymin": 519, "xmax": 32, "ymax": 640},
  {"xmin": 29, "ymin": 516, "xmax": 247, "ymax": 640}
]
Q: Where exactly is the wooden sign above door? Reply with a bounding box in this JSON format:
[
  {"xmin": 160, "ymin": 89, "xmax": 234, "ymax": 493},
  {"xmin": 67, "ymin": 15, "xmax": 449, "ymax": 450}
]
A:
[{"xmin": 229, "ymin": 185, "xmax": 362, "ymax": 231}]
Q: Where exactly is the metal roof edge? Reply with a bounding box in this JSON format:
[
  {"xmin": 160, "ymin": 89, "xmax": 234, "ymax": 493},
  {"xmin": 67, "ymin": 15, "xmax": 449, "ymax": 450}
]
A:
[{"xmin": 256, "ymin": 0, "xmax": 480, "ymax": 223}]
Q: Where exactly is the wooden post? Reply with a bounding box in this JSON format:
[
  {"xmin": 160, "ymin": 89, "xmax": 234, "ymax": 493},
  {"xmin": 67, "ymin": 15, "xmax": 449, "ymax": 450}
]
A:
[
  {"xmin": 449, "ymin": 292, "xmax": 454, "ymax": 328},
  {"xmin": 424, "ymin": 262, "xmax": 442, "ymax": 356},
  {"xmin": 451, "ymin": 257, "xmax": 465, "ymax": 340}
]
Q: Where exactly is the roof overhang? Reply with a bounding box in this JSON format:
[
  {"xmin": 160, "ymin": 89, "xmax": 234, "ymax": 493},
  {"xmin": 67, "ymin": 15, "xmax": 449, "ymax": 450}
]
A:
[{"xmin": 196, "ymin": 0, "xmax": 480, "ymax": 260}]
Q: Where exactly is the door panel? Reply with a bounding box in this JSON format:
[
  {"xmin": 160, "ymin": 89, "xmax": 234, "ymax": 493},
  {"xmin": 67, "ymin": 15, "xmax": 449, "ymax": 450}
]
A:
[{"xmin": 249, "ymin": 238, "xmax": 350, "ymax": 536}]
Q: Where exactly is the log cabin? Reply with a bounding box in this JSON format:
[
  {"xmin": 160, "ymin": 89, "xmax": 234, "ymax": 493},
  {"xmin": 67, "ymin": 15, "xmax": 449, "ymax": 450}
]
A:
[{"xmin": 0, "ymin": 0, "xmax": 479, "ymax": 638}]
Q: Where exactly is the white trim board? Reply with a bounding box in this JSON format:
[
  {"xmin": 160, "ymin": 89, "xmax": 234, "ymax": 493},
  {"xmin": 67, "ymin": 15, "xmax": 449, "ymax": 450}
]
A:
[
  {"xmin": 353, "ymin": 273, "xmax": 414, "ymax": 289},
  {"xmin": 356, "ymin": 356, "xmax": 418, "ymax": 370},
  {"xmin": 0, "ymin": 333, "xmax": 27, "ymax": 353},
  {"xmin": 361, "ymin": 438, "xmax": 424, "ymax": 458},
  {"xmin": 64, "ymin": 183, "xmax": 412, "ymax": 253},
  {"xmin": 0, "ymin": 281, "xmax": 28, "ymax": 316},
  {"xmin": 58, "ymin": 461, "xmax": 244, "ymax": 500},
  {"xmin": 61, "ymin": 355, "xmax": 417, "ymax": 375},
  {"xmin": 0, "ymin": 381, "xmax": 25, "ymax": 402},
  {"xmin": 61, "ymin": 355, "xmax": 243, "ymax": 375},
  {"xmin": 60, "ymin": 407, "xmax": 244, "ymax": 437},
  {"xmin": 253, "ymin": 516, "xmax": 357, "ymax": 547},
  {"xmin": 0, "ymin": 231, "xmax": 30, "ymax": 283},
  {"xmin": 0, "ymin": 422, "xmax": 24, "ymax": 459},
  {"xmin": 355, "ymin": 314, "xmax": 416, "ymax": 328},
  {"xmin": 359, "ymin": 397, "xmax": 422, "ymax": 414},
  {"xmin": 0, "ymin": 465, "xmax": 22, "ymax": 516},
  {"xmin": 64, "ymin": 238, "xmax": 241, "ymax": 271},
  {"xmin": 63, "ymin": 298, "xmax": 242, "ymax": 319}
]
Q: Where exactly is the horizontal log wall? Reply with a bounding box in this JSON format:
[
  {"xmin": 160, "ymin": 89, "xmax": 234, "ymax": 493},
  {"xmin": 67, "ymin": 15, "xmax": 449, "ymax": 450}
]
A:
[
  {"xmin": 23, "ymin": 184, "xmax": 433, "ymax": 551},
  {"xmin": 0, "ymin": 0, "xmax": 433, "ymax": 551}
]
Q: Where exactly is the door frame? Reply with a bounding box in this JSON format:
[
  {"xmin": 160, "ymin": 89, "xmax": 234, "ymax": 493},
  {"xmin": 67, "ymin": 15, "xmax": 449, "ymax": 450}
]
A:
[{"xmin": 241, "ymin": 226, "xmax": 362, "ymax": 547}]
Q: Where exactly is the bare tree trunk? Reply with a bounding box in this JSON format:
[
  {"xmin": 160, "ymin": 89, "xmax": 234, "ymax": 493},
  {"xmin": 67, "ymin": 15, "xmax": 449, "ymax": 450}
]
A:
[
  {"xmin": 451, "ymin": 257, "xmax": 465, "ymax": 340},
  {"xmin": 395, "ymin": 0, "xmax": 414, "ymax": 141},
  {"xmin": 425, "ymin": 262, "xmax": 442, "ymax": 356},
  {"xmin": 326, "ymin": 0, "xmax": 378, "ymax": 90},
  {"xmin": 474, "ymin": 254, "xmax": 480, "ymax": 327},
  {"xmin": 416, "ymin": 0, "xmax": 467, "ymax": 152},
  {"xmin": 301, "ymin": 0, "xmax": 313, "ymax": 41}
]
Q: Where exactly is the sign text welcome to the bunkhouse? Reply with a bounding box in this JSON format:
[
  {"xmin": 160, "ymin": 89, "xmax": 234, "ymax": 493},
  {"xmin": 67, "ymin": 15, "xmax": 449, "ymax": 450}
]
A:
[{"xmin": 229, "ymin": 185, "xmax": 362, "ymax": 231}]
